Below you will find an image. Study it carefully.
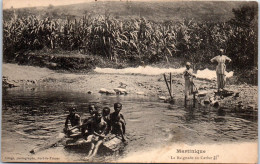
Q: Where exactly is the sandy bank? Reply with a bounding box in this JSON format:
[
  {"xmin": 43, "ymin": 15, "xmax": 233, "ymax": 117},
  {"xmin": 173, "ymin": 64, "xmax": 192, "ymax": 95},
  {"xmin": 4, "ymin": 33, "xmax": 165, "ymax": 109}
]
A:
[{"xmin": 2, "ymin": 63, "xmax": 258, "ymax": 112}]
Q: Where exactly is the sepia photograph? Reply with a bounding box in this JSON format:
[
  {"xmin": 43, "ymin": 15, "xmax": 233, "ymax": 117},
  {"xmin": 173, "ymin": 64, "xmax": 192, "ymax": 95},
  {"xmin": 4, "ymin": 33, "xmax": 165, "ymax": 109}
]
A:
[{"xmin": 1, "ymin": 0, "xmax": 258, "ymax": 163}]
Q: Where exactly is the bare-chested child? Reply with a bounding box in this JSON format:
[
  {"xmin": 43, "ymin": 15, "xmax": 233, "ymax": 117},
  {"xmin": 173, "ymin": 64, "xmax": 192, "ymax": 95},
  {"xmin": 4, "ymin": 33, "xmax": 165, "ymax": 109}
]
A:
[
  {"xmin": 88, "ymin": 104, "xmax": 96, "ymax": 117},
  {"xmin": 110, "ymin": 103, "xmax": 126, "ymax": 142},
  {"xmin": 81, "ymin": 104, "xmax": 98, "ymax": 138},
  {"xmin": 64, "ymin": 107, "xmax": 81, "ymax": 134},
  {"xmin": 102, "ymin": 107, "xmax": 111, "ymax": 132},
  {"xmin": 85, "ymin": 109, "xmax": 108, "ymax": 160}
]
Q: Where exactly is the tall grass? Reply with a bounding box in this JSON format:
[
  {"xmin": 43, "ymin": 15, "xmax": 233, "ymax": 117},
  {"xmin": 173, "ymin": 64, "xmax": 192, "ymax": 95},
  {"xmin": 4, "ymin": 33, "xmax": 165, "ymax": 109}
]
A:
[{"xmin": 3, "ymin": 5, "xmax": 257, "ymax": 70}]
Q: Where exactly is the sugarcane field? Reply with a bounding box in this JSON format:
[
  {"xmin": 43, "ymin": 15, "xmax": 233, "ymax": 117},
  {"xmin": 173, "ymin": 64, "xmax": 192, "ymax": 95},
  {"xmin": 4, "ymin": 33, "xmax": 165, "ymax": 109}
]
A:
[{"xmin": 1, "ymin": 0, "xmax": 258, "ymax": 163}]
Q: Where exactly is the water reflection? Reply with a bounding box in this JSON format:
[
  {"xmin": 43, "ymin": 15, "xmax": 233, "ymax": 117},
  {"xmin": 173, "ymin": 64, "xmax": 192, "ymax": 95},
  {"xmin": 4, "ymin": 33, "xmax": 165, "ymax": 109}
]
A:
[{"xmin": 2, "ymin": 87, "xmax": 258, "ymax": 162}]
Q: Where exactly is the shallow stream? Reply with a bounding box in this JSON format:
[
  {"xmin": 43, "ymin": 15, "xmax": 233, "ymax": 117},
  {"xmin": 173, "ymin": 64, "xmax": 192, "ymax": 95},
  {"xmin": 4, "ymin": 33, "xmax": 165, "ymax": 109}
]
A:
[{"xmin": 2, "ymin": 86, "xmax": 257, "ymax": 162}]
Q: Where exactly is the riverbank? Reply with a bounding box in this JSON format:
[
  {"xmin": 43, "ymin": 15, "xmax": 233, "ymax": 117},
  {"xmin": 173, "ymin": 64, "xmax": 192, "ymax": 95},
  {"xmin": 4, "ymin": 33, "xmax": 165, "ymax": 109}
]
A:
[
  {"xmin": 2, "ymin": 63, "xmax": 258, "ymax": 162},
  {"xmin": 3, "ymin": 63, "xmax": 258, "ymax": 114}
]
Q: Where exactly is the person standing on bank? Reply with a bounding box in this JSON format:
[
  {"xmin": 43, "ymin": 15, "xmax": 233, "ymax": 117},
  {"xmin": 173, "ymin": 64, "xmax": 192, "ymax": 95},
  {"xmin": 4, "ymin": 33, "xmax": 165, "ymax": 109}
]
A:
[
  {"xmin": 183, "ymin": 62, "xmax": 196, "ymax": 106},
  {"xmin": 210, "ymin": 49, "xmax": 231, "ymax": 92}
]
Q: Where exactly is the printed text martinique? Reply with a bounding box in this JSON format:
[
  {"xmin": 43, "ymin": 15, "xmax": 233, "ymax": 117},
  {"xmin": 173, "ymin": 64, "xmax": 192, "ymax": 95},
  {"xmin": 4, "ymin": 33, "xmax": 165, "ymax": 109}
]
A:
[{"xmin": 176, "ymin": 149, "xmax": 206, "ymax": 154}]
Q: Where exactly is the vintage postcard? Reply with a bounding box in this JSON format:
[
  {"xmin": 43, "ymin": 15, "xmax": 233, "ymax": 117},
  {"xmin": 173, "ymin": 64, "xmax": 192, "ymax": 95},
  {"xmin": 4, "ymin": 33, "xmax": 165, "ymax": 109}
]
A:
[{"xmin": 2, "ymin": 0, "xmax": 258, "ymax": 163}]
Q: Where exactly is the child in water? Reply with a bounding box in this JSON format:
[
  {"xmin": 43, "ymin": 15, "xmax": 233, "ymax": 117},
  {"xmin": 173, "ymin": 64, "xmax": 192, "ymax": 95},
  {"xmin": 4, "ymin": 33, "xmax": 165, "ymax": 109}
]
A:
[
  {"xmin": 81, "ymin": 104, "xmax": 97, "ymax": 138},
  {"xmin": 102, "ymin": 107, "xmax": 111, "ymax": 133},
  {"xmin": 102, "ymin": 107, "xmax": 111, "ymax": 123},
  {"xmin": 110, "ymin": 103, "xmax": 126, "ymax": 142},
  {"xmin": 85, "ymin": 109, "xmax": 108, "ymax": 160},
  {"xmin": 64, "ymin": 107, "xmax": 81, "ymax": 133},
  {"xmin": 88, "ymin": 104, "xmax": 97, "ymax": 117}
]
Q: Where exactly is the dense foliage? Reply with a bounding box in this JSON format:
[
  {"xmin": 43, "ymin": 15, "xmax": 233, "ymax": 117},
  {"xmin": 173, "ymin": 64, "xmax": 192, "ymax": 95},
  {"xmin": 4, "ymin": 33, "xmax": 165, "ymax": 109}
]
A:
[{"xmin": 3, "ymin": 4, "xmax": 257, "ymax": 70}]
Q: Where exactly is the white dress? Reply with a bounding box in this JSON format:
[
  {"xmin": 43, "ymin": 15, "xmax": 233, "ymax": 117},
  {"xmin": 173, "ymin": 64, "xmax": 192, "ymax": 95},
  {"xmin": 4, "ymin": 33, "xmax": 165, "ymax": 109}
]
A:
[{"xmin": 183, "ymin": 68, "xmax": 194, "ymax": 97}]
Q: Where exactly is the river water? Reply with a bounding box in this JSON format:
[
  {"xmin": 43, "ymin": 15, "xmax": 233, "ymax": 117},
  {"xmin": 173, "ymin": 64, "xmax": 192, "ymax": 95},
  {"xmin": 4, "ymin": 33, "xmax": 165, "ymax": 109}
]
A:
[{"xmin": 2, "ymin": 86, "xmax": 257, "ymax": 162}]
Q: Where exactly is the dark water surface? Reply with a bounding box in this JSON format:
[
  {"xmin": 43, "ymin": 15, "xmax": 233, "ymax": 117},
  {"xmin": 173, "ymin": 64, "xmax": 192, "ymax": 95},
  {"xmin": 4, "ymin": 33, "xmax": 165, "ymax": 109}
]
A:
[{"xmin": 2, "ymin": 87, "xmax": 258, "ymax": 162}]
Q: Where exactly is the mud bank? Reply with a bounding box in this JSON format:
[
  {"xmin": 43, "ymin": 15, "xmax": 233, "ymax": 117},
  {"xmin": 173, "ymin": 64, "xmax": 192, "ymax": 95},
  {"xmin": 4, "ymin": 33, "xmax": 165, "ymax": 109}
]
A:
[{"xmin": 2, "ymin": 63, "xmax": 258, "ymax": 114}]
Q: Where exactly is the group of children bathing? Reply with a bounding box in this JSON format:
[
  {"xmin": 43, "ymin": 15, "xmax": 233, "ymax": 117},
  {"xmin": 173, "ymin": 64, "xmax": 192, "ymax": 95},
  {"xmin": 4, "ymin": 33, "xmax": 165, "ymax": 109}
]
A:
[{"xmin": 64, "ymin": 103, "xmax": 126, "ymax": 159}]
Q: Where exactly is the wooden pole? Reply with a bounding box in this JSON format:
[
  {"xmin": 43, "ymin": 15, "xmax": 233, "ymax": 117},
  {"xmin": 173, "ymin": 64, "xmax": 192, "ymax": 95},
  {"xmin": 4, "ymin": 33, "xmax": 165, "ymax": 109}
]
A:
[
  {"xmin": 193, "ymin": 93, "xmax": 196, "ymax": 108},
  {"xmin": 30, "ymin": 132, "xmax": 65, "ymax": 154},
  {"xmin": 163, "ymin": 74, "xmax": 173, "ymax": 99},
  {"xmin": 170, "ymin": 73, "xmax": 172, "ymax": 97},
  {"xmin": 192, "ymin": 81, "xmax": 197, "ymax": 108}
]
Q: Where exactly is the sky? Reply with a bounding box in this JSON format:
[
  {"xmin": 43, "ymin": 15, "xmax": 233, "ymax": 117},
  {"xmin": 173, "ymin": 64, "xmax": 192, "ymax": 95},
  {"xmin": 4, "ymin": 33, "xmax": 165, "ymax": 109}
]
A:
[
  {"xmin": 3, "ymin": 0, "xmax": 250, "ymax": 9},
  {"xmin": 3, "ymin": 0, "xmax": 93, "ymax": 9},
  {"xmin": 3, "ymin": 0, "xmax": 164, "ymax": 9}
]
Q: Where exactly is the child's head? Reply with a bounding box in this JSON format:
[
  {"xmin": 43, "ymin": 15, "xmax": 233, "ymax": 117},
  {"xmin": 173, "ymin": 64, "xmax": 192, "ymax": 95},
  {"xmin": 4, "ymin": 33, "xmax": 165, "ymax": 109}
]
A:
[
  {"xmin": 95, "ymin": 109, "xmax": 103, "ymax": 120},
  {"xmin": 88, "ymin": 104, "xmax": 96, "ymax": 115},
  {"xmin": 114, "ymin": 103, "xmax": 122, "ymax": 112},
  {"xmin": 186, "ymin": 62, "xmax": 191, "ymax": 69},
  {"xmin": 103, "ymin": 107, "xmax": 110, "ymax": 117},
  {"xmin": 69, "ymin": 107, "xmax": 76, "ymax": 114}
]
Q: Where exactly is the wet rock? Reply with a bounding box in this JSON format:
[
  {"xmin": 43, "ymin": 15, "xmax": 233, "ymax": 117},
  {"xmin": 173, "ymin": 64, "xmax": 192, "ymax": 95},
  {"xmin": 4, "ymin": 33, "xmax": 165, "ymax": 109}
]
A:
[
  {"xmin": 204, "ymin": 99, "xmax": 210, "ymax": 104},
  {"xmin": 198, "ymin": 99, "xmax": 205, "ymax": 106},
  {"xmin": 99, "ymin": 88, "xmax": 108, "ymax": 93},
  {"xmin": 209, "ymin": 96, "xmax": 220, "ymax": 107},
  {"xmin": 159, "ymin": 96, "xmax": 167, "ymax": 100},
  {"xmin": 114, "ymin": 88, "xmax": 127, "ymax": 94},
  {"xmin": 106, "ymin": 90, "xmax": 116, "ymax": 95},
  {"xmin": 99, "ymin": 88, "xmax": 116, "ymax": 95},
  {"xmin": 46, "ymin": 62, "xmax": 58, "ymax": 68},
  {"xmin": 198, "ymin": 91, "xmax": 207, "ymax": 97},
  {"xmin": 209, "ymin": 85, "xmax": 215, "ymax": 89},
  {"xmin": 222, "ymin": 90, "xmax": 234, "ymax": 97},
  {"xmin": 211, "ymin": 100, "xmax": 219, "ymax": 107},
  {"xmin": 136, "ymin": 92, "xmax": 145, "ymax": 95}
]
